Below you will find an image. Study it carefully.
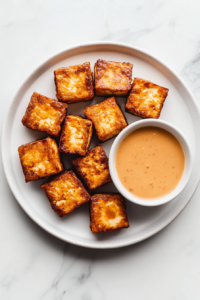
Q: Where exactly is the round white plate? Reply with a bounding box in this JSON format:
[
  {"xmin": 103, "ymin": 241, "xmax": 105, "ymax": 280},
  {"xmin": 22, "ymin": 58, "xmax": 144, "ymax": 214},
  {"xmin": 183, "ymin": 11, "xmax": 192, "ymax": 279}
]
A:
[{"xmin": 2, "ymin": 42, "xmax": 200, "ymax": 249}]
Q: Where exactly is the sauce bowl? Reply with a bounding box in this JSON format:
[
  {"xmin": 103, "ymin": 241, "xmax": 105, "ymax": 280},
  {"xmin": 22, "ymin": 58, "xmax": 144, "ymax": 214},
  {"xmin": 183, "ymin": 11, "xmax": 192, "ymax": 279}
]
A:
[{"xmin": 109, "ymin": 119, "xmax": 193, "ymax": 206}]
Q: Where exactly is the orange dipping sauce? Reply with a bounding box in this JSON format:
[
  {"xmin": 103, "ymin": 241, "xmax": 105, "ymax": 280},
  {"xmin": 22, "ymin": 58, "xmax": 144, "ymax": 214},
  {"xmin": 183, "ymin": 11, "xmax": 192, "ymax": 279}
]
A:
[{"xmin": 116, "ymin": 126, "xmax": 185, "ymax": 200}]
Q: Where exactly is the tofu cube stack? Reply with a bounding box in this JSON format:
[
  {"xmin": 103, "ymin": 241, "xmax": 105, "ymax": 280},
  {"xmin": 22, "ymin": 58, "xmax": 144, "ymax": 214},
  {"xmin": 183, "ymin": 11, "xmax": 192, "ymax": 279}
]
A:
[{"xmin": 18, "ymin": 58, "xmax": 169, "ymax": 234}]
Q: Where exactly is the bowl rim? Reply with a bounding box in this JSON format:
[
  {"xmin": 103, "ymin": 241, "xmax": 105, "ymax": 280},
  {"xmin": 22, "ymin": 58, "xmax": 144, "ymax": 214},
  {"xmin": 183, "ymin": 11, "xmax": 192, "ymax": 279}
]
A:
[{"xmin": 109, "ymin": 119, "xmax": 193, "ymax": 207}]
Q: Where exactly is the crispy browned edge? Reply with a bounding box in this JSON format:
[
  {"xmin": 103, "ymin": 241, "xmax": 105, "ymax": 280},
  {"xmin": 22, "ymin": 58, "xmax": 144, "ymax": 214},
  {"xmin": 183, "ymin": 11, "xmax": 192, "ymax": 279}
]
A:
[
  {"xmin": 59, "ymin": 115, "xmax": 93, "ymax": 156},
  {"xmin": 21, "ymin": 92, "xmax": 68, "ymax": 136},
  {"xmin": 84, "ymin": 96, "xmax": 128, "ymax": 142},
  {"xmin": 94, "ymin": 59, "xmax": 133, "ymax": 95},
  {"xmin": 90, "ymin": 194, "xmax": 129, "ymax": 234},
  {"xmin": 54, "ymin": 62, "xmax": 94, "ymax": 103},
  {"xmin": 125, "ymin": 78, "xmax": 169, "ymax": 119},
  {"xmin": 41, "ymin": 170, "xmax": 91, "ymax": 217},
  {"xmin": 72, "ymin": 146, "xmax": 112, "ymax": 190},
  {"xmin": 18, "ymin": 137, "xmax": 64, "ymax": 183}
]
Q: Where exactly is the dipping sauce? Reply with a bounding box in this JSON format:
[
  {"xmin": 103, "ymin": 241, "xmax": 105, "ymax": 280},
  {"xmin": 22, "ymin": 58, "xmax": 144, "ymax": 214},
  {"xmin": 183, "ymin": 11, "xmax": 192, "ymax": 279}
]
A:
[{"xmin": 116, "ymin": 126, "xmax": 185, "ymax": 199}]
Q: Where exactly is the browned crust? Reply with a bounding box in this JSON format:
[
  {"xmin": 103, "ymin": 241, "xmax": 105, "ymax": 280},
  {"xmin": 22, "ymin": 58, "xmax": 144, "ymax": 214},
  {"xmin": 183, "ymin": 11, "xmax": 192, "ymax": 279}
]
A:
[
  {"xmin": 54, "ymin": 62, "xmax": 94, "ymax": 103},
  {"xmin": 41, "ymin": 170, "xmax": 90, "ymax": 217},
  {"xmin": 21, "ymin": 92, "xmax": 68, "ymax": 136},
  {"xmin": 125, "ymin": 78, "xmax": 169, "ymax": 119},
  {"xmin": 84, "ymin": 96, "xmax": 127, "ymax": 142},
  {"xmin": 94, "ymin": 59, "xmax": 133, "ymax": 96},
  {"xmin": 90, "ymin": 194, "xmax": 129, "ymax": 234},
  {"xmin": 59, "ymin": 115, "xmax": 93, "ymax": 156},
  {"xmin": 72, "ymin": 146, "xmax": 111, "ymax": 190},
  {"xmin": 18, "ymin": 137, "xmax": 64, "ymax": 182}
]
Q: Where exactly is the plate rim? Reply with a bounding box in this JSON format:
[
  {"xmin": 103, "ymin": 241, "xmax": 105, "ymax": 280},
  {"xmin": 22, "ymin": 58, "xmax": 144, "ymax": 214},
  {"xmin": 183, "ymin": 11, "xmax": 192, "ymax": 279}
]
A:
[{"xmin": 2, "ymin": 41, "xmax": 200, "ymax": 249}]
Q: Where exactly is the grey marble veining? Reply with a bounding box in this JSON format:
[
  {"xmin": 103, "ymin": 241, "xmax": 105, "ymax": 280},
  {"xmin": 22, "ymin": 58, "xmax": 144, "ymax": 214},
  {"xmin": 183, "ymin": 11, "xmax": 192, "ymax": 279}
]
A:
[
  {"xmin": 1, "ymin": 0, "xmax": 200, "ymax": 299},
  {"xmin": 182, "ymin": 44, "xmax": 200, "ymax": 102}
]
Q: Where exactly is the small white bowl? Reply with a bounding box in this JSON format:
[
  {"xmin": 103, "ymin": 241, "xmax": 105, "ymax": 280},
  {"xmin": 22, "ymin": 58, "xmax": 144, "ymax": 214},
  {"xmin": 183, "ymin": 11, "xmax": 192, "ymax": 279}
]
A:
[{"xmin": 109, "ymin": 119, "xmax": 193, "ymax": 206}]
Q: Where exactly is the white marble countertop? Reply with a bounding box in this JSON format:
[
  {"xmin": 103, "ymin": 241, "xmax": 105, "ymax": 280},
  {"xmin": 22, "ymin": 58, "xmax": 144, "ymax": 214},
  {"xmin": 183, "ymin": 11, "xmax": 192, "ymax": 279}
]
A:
[{"xmin": 1, "ymin": 0, "xmax": 200, "ymax": 299}]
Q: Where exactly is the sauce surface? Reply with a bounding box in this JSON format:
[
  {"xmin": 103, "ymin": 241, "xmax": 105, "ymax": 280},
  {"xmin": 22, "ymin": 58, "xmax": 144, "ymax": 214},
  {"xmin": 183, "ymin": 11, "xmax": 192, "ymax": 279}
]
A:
[{"xmin": 116, "ymin": 126, "xmax": 185, "ymax": 199}]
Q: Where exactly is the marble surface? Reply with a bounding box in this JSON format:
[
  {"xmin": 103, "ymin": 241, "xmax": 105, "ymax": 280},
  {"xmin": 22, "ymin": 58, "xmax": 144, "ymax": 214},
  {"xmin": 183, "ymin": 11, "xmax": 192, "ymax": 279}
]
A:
[{"xmin": 1, "ymin": 0, "xmax": 200, "ymax": 299}]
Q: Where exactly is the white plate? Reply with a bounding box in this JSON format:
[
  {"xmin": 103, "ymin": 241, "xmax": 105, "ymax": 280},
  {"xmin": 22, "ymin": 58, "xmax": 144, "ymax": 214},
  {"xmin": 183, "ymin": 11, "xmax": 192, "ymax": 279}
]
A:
[{"xmin": 2, "ymin": 42, "xmax": 200, "ymax": 249}]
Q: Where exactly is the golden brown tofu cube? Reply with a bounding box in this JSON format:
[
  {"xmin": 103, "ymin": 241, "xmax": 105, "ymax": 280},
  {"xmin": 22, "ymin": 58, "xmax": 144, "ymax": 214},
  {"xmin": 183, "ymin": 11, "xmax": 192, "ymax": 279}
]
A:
[
  {"xmin": 84, "ymin": 97, "xmax": 127, "ymax": 142},
  {"xmin": 21, "ymin": 92, "xmax": 68, "ymax": 136},
  {"xmin": 41, "ymin": 171, "xmax": 90, "ymax": 217},
  {"xmin": 94, "ymin": 59, "xmax": 133, "ymax": 96},
  {"xmin": 72, "ymin": 146, "xmax": 111, "ymax": 190},
  {"xmin": 18, "ymin": 137, "xmax": 63, "ymax": 182},
  {"xmin": 90, "ymin": 194, "xmax": 129, "ymax": 234},
  {"xmin": 59, "ymin": 115, "xmax": 93, "ymax": 156},
  {"xmin": 54, "ymin": 62, "xmax": 94, "ymax": 103},
  {"xmin": 125, "ymin": 78, "xmax": 169, "ymax": 119}
]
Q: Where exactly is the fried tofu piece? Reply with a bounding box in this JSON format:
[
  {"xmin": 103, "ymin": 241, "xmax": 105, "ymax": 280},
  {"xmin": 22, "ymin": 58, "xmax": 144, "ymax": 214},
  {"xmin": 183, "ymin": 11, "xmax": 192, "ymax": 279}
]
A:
[
  {"xmin": 84, "ymin": 97, "xmax": 127, "ymax": 142},
  {"xmin": 94, "ymin": 59, "xmax": 133, "ymax": 96},
  {"xmin": 54, "ymin": 62, "xmax": 94, "ymax": 103},
  {"xmin": 18, "ymin": 137, "xmax": 63, "ymax": 182},
  {"xmin": 41, "ymin": 171, "xmax": 90, "ymax": 217},
  {"xmin": 125, "ymin": 78, "xmax": 169, "ymax": 119},
  {"xmin": 59, "ymin": 115, "xmax": 93, "ymax": 156},
  {"xmin": 72, "ymin": 146, "xmax": 111, "ymax": 190},
  {"xmin": 21, "ymin": 92, "xmax": 68, "ymax": 136},
  {"xmin": 90, "ymin": 194, "xmax": 129, "ymax": 234}
]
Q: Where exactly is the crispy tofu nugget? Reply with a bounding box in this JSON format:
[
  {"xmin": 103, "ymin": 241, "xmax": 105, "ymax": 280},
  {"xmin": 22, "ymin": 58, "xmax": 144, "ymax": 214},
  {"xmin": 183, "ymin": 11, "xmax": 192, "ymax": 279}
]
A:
[
  {"xmin": 18, "ymin": 137, "xmax": 63, "ymax": 182},
  {"xmin": 59, "ymin": 115, "xmax": 93, "ymax": 156},
  {"xmin": 90, "ymin": 194, "xmax": 129, "ymax": 234},
  {"xmin": 94, "ymin": 59, "xmax": 133, "ymax": 96},
  {"xmin": 125, "ymin": 78, "xmax": 169, "ymax": 119},
  {"xmin": 54, "ymin": 62, "xmax": 94, "ymax": 103},
  {"xmin": 41, "ymin": 171, "xmax": 90, "ymax": 217},
  {"xmin": 84, "ymin": 97, "xmax": 127, "ymax": 142},
  {"xmin": 72, "ymin": 146, "xmax": 111, "ymax": 190},
  {"xmin": 21, "ymin": 92, "xmax": 68, "ymax": 137}
]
